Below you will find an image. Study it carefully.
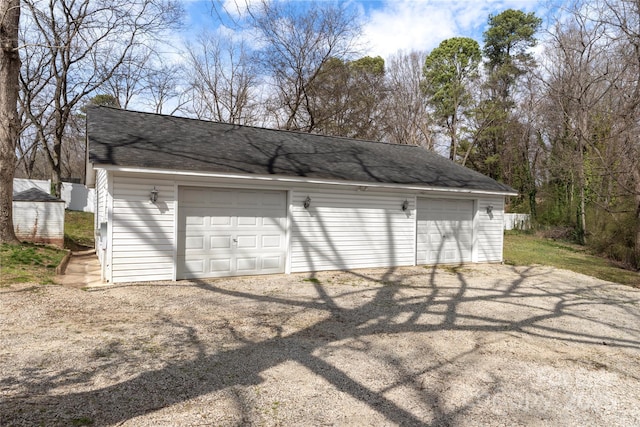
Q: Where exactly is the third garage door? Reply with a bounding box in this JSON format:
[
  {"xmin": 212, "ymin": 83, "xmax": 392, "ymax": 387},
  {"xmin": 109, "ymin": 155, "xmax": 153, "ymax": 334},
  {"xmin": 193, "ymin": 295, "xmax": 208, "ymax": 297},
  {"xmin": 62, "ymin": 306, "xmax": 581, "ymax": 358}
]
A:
[
  {"xmin": 417, "ymin": 198, "xmax": 474, "ymax": 264},
  {"xmin": 178, "ymin": 187, "xmax": 287, "ymax": 279}
]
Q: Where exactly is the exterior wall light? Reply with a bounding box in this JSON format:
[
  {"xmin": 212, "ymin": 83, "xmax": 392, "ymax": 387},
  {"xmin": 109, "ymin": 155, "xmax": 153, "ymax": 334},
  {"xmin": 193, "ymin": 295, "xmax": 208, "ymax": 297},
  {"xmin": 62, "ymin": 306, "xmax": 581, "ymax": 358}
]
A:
[
  {"xmin": 401, "ymin": 200, "xmax": 409, "ymax": 212},
  {"xmin": 303, "ymin": 196, "xmax": 311, "ymax": 209},
  {"xmin": 486, "ymin": 205, "xmax": 494, "ymax": 214},
  {"xmin": 150, "ymin": 186, "xmax": 159, "ymax": 203}
]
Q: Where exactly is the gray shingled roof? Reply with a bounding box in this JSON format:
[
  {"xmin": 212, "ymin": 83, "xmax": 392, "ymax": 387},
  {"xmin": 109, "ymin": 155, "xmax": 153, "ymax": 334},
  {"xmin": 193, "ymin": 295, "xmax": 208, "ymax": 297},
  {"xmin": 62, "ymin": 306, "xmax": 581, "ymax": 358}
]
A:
[
  {"xmin": 13, "ymin": 187, "xmax": 63, "ymax": 202},
  {"xmin": 87, "ymin": 107, "xmax": 516, "ymax": 194}
]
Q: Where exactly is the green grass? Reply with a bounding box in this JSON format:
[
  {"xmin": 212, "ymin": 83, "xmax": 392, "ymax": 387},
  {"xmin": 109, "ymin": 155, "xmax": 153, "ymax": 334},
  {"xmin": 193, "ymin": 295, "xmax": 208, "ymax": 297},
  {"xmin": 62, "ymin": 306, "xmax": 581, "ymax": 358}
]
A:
[
  {"xmin": 0, "ymin": 243, "xmax": 67, "ymax": 285},
  {"xmin": 0, "ymin": 211, "xmax": 93, "ymax": 285},
  {"xmin": 65, "ymin": 211, "xmax": 94, "ymax": 250},
  {"xmin": 504, "ymin": 232, "xmax": 640, "ymax": 287}
]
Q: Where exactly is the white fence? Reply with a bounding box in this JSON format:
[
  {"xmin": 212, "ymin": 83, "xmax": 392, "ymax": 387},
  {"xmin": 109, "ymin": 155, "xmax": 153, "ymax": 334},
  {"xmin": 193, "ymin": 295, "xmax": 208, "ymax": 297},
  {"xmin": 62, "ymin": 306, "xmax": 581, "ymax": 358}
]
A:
[
  {"xmin": 13, "ymin": 178, "xmax": 50, "ymax": 194},
  {"xmin": 13, "ymin": 178, "xmax": 95, "ymax": 213},
  {"xmin": 504, "ymin": 213, "xmax": 531, "ymax": 230}
]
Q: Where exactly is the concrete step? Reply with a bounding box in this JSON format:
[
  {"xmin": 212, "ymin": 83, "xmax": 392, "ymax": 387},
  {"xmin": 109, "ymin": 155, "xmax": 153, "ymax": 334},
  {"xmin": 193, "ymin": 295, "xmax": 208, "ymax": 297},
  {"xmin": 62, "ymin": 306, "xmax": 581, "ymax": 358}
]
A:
[{"xmin": 55, "ymin": 249, "xmax": 103, "ymax": 289}]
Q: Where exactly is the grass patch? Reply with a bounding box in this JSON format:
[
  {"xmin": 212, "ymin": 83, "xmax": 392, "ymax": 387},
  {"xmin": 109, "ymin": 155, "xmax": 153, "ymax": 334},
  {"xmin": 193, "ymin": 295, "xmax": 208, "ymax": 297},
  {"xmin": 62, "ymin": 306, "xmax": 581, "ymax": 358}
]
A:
[
  {"xmin": 504, "ymin": 232, "xmax": 640, "ymax": 287},
  {"xmin": 70, "ymin": 417, "xmax": 94, "ymax": 426},
  {"xmin": 0, "ymin": 243, "xmax": 67, "ymax": 285},
  {"xmin": 65, "ymin": 211, "xmax": 94, "ymax": 250}
]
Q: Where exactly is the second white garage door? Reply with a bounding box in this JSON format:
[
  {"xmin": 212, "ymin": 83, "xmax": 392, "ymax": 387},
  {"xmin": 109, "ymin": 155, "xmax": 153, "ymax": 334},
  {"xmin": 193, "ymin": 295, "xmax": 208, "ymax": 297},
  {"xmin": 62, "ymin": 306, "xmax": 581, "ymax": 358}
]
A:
[
  {"xmin": 417, "ymin": 198, "xmax": 474, "ymax": 264},
  {"xmin": 178, "ymin": 187, "xmax": 287, "ymax": 279}
]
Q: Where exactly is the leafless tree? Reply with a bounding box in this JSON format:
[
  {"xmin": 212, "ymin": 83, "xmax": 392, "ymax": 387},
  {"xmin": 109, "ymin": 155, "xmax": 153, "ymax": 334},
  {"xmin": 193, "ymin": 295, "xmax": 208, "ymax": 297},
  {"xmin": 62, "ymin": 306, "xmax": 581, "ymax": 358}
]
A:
[
  {"xmin": 19, "ymin": 0, "xmax": 182, "ymax": 196},
  {"xmin": 145, "ymin": 64, "xmax": 187, "ymax": 115},
  {"xmin": 383, "ymin": 50, "xmax": 433, "ymax": 148},
  {"xmin": 243, "ymin": 0, "xmax": 362, "ymax": 131},
  {"xmin": 0, "ymin": 0, "xmax": 20, "ymax": 243},
  {"xmin": 101, "ymin": 47, "xmax": 152, "ymax": 110},
  {"xmin": 184, "ymin": 30, "xmax": 259, "ymax": 124}
]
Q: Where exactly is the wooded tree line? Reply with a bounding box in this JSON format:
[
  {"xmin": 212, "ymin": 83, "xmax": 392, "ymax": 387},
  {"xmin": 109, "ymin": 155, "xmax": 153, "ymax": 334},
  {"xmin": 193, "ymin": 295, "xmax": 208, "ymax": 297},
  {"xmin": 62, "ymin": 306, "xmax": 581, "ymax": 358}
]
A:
[{"xmin": 4, "ymin": 0, "xmax": 640, "ymax": 268}]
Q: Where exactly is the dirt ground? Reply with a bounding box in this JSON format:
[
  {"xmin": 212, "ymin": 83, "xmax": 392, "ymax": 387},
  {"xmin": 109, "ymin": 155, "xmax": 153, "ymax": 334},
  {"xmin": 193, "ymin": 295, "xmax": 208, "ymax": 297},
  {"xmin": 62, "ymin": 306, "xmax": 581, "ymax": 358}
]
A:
[{"xmin": 1, "ymin": 264, "xmax": 639, "ymax": 426}]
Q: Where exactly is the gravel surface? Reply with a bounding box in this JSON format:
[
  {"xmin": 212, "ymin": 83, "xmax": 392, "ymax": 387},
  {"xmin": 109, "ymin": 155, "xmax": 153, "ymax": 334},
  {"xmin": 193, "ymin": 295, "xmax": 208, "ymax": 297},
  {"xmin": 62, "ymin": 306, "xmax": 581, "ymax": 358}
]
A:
[{"xmin": 1, "ymin": 264, "xmax": 639, "ymax": 426}]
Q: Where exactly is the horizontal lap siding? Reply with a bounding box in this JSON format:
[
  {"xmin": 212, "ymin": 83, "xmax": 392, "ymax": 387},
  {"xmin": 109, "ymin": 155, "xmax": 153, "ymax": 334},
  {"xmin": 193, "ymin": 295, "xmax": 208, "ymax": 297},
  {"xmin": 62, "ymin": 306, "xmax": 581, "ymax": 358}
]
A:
[
  {"xmin": 13, "ymin": 201, "xmax": 65, "ymax": 244},
  {"xmin": 111, "ymin": 176, "xmax": 175, "ymax": 282},
  {"xmin": 95, "ymin": 169, "xmax": 108, "ymax": 266},
  {"xmin": 476, "ymin": 197, "xmax": 504, "ymax": 263},
  {"xmin": 290, "ymin": 190, "xmax": 415, "ymax": 272}
]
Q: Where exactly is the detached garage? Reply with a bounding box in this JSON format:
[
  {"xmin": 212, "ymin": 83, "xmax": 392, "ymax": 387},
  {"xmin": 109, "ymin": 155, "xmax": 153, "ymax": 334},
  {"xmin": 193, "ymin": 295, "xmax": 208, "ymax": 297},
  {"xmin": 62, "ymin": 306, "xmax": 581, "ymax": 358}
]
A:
[{"xmin": 86, "ymin": 107, "xmax": 516, "ymax": 283}]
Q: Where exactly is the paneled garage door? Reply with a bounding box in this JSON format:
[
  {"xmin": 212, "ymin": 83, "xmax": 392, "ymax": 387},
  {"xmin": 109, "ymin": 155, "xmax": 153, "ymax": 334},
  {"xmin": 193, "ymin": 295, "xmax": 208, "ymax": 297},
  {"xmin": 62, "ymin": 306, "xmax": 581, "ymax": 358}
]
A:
[
  {"xmin": 178, "ymin": 187, "xmax": 287, "ymax": 279},
  {"xmin": 417, "ymin": 198, "xmax": 474, "ymax": 264}
]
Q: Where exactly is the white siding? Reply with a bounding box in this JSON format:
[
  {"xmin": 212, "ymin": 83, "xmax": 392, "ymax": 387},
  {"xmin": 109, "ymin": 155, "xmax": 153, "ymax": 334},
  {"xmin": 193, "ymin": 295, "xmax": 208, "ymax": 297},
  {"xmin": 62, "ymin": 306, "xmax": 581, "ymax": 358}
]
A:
[
  {"xmin": 110, "ymin": 175, "xmax": 175, "ymax": 283},
  {"xmin": 13, "ymin": 201, "xmax": 65, "ymax": 246},
  {"xmin": 476, "ymin": 197, "xmax": 504, "ymax": 263},
  {"xmin": 95, "ymin": 169, "xmax": 109, "ymax": 267},
  {"xmin": 289, "ymin": 190, "xmax": 415, "ymax": 272}
]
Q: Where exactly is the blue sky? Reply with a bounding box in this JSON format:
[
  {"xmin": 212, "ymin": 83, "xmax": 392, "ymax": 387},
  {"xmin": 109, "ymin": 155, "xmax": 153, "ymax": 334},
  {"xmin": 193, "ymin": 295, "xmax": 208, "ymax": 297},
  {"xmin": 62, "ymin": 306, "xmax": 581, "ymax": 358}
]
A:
[{"xmin": 178, "ymin": 0, "xmax": 565, "ymax": 59}]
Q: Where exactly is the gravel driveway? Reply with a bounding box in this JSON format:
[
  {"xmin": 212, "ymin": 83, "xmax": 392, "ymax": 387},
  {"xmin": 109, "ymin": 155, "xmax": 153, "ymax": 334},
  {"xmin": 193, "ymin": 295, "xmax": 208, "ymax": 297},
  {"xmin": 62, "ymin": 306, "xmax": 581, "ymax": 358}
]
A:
[{"xmin": 1, "ymin": 264, "xmax": 640, "ymax": 426}]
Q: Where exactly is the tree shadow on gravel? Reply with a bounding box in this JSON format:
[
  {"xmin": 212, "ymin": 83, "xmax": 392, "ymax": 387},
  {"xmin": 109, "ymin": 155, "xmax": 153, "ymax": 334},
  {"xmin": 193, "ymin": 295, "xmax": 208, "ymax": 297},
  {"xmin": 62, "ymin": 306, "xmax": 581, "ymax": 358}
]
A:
[{"xmin": 2, "ymin": 265, "xmax": 640, "ymax": 426}]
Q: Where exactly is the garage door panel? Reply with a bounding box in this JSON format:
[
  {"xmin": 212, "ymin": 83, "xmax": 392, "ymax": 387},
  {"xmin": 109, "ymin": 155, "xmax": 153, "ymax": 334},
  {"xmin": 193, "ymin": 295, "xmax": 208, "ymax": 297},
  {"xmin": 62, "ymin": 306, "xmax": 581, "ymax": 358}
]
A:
[
  {"xmin": 238, "ymin": 216, "xmax": 257, "ymax": 226},
  {"xmin": 236, "ymin": 257, "xmax": 257, "ymax": 271},
  {"xmin": 237, "ymin": 235, "xmax": 257, "ymax": 248},
  {"xmin": 417, "ymin": 198, "xmax": 473, "ymax": 265},
  {"xmin": 236, "ymin": 192, "xmax": 260, "ymax": 206},
  {"xmin": 211, "ymin": 216, "xmax": 232, "ymax": 226},
  {"xmin": 262, "ymin": 256, "xmax": 282, "ymax": 269},
  {"xmin": 429, "ymin": 233, "xmax": 444, "ymax": 244},
  {"xmin": 179, "ymin": 187, "xmax": 286, "ymax": 278},
  {"xmin": 186, "ymin": 216, "xmax": 206, "ymax": 226},
  {"xmin": 185, "ymin": 259, "xmax": 205, "ymax": 274},
  {"xmin": 262, "ymin": 235, "xmax": 282, "ymax": 248},
  {"xmin": 210, "ymin": 236, "xmax": 231, "ymax": 248},
  {"xmin": 185, "ymin": 235, "xmax": 205, "ymax": 250},
  {"xmin": 210, "ymin": 258, "xmax": 231, "ymax": 273},
  {"xmin": 212, "ymin": 192, "xmax": 233, "ymax": 205},
  {"xmin": 262, "ymin": 192, "xmax": 285, "ymax": 206},
  {"xmin": 262, "ymin": 217, "xmax": 284, "ymax": 228}
]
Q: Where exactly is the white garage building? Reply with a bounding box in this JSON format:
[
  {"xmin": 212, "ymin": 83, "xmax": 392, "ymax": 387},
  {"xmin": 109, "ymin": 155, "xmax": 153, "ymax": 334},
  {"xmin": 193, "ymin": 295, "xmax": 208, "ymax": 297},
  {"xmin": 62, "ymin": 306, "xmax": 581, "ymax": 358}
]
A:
[{"xmin": 86, "ymin": 107, "xmax": 517, "ymax": 283}]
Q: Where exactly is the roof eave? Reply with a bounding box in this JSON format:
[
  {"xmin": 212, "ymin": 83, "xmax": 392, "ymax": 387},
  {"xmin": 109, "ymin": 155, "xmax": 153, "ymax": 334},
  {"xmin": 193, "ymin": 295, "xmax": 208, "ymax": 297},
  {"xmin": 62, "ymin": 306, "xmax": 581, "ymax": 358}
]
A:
[{"xmin": 91, "ymin": 164, "xmax": 519, "ymax": 197}]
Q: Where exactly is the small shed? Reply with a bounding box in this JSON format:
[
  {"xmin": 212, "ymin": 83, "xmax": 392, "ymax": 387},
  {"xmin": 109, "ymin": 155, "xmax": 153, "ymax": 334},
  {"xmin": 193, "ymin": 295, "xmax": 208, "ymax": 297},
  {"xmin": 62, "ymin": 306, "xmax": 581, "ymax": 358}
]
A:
[
  {"xmin": 13, "ymin": 187, "xmax": 65, "ymax": 247},
  {"xmin": 86, "ymin": 107, "xmax": 518, "ymax": 283}
]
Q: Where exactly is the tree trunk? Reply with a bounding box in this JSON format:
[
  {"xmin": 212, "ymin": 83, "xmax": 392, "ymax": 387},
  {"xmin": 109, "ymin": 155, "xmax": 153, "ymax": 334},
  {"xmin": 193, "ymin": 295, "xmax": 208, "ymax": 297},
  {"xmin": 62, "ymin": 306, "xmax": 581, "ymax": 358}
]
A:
[
  {"xmin": 634, "ymin": 167, "xmax": 640, "ymax": 269},
  {"xmin": 0, "ymin": 0, "xmax": 20, "ymax": 244},
  {"xmin": 448, "ymin": 113, "xmax": 458, "ymax": 162}
]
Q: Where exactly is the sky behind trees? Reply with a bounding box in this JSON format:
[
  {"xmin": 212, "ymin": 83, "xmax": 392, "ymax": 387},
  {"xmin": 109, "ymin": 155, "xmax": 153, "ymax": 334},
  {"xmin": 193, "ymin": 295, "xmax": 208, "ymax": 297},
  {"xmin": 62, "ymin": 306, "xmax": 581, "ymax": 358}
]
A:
[{"xmin": 179, "ymin": 0, "xmax": 564, "ymax": 60}]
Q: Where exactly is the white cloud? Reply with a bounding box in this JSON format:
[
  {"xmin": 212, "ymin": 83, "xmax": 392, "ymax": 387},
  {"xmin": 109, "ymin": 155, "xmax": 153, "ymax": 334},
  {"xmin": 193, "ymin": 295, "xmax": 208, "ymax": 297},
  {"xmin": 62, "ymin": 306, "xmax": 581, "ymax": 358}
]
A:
[
  {"xmin": 362, "ymin": 1, "xmax": 458, "ymax": 58},
  {"xmin": 361, "ymin": 0, "xmax": 553, "ymax": 59},
  {"xmin": 222, "ymin": 0, "xmax": 269, "ymax": 17}
]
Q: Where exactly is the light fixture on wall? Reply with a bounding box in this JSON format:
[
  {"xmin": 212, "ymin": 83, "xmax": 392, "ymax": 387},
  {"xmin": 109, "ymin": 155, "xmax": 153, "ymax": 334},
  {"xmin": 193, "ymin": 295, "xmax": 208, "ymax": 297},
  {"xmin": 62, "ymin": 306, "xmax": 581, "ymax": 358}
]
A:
[
  {"xmin": 486, "ymin": 205, "xmax": 494, "ymax": 214},
  {"xmin": 150, "ymin": 186, "xmax": 159, "ymax": 203},
  {"xmin": 303, "ymin": 196, "xmax": 311, "ymax": 209},
  {"xmin": 401, "ymin": 200, "xmax": 409, "ymax": 212}
]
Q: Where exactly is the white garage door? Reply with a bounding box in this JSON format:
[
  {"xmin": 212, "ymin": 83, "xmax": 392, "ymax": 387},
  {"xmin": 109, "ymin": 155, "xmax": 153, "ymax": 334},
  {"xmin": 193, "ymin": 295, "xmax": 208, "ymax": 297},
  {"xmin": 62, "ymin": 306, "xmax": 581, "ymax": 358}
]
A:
[
  {"xmin": 178, "ymin": 187, "xmax": 287, "ymax": 279},
  {"xmin": 417, "ymin": 198, "xmax": 474, "ymax": 264}
]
